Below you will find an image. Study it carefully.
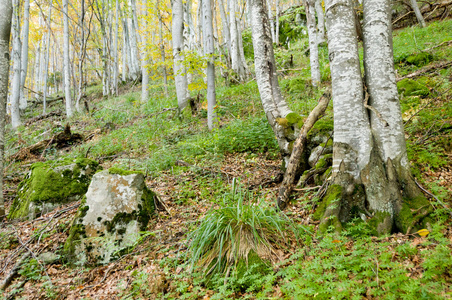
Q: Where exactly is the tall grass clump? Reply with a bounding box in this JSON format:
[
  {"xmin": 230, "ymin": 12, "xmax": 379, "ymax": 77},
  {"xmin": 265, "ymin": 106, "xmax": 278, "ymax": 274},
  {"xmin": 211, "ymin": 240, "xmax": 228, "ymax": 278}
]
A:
[{"xmin": 188, "ymin": 181, "xmax": 305, "ymax": 279}]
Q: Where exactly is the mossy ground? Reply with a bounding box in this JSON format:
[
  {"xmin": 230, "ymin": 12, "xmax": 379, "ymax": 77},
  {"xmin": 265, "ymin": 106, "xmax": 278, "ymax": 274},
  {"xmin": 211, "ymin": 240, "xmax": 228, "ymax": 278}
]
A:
[{"xmin": 8, "ymin": 158, "xmax": 101, "ymax": 219}]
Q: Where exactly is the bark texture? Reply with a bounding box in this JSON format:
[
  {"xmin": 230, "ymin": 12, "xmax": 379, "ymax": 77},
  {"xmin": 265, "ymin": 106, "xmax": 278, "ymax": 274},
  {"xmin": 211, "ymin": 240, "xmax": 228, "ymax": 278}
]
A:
[
  {"xmin": 63, "ymin": 0, "xmax": 73, "ymax": 117},
  {"xmin": 250, "ymin": 0, "xmax": 298, "ymax": 165},
  {"xmin": 10, "ymin": 0, "xmax": 21, "ymax": 129},
  {"xmin": 203, "ymin": 0, "xmax": 217, "ymax": 130},
  {"xmin": 317, "ymin": 0, "xmax": 429, "ymax": 235},
  {"xmin": 0, "ymin": 0, "xmax": 12, "ymax": 218},
  {"xmin": 172, "ymin": 0, "xmax": 188, "ymax": 110},
  {"xmin": 304, "ymin": 0, "xmax": 321, "ymax": 86}
]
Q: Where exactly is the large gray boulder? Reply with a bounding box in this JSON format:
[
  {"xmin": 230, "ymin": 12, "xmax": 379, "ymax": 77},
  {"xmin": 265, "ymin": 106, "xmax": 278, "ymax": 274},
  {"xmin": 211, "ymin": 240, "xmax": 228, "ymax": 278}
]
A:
[
  {"xmin": 8, "ymin": 158, "xmax": 101, "ymax": 220},
  {"xmin": 64, "ymin": 168, "xmax": 155, "ymax": 265}
]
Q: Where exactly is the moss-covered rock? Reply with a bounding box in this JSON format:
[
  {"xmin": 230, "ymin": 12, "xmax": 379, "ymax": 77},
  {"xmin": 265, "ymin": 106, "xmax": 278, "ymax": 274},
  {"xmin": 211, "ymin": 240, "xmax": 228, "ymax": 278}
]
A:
[
  {"xmin": 234, "ymin": 251, "xmax": 271, "ymax": 291},
  {"xmin": 8, "ymin": 158, "xmax": 101, "ymax": 220},
  {"xmin": 64, "ymin": 169, "xmax": 156, "ymax": 265},
  {"xmin": 395, "ymin": 195, "xmax": 432, "ymax": 234},
  {"xmin": 315, "ymin": 185, "xmax": 343, "ymax": 235}
]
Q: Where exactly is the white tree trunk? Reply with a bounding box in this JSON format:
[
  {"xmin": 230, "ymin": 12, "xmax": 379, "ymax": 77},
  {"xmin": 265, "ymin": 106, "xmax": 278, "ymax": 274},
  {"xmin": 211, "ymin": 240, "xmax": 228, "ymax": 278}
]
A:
[
  {"xmin": 276, "ymin": 0, "xmax": 280, "ymax": 45},
  {"xmin": 410, "ymin": 0, "xmax": 426, "ymax": 28},
  {"xmin": 218, "ymin": 0, "xmax": 231, "ymax": 57},
  {"xmin": 157, "ymin": 0, "xmax": 169, "ymax": 97},
  {"xmin": 250, "ymin": 0, "xmax": 295, "ymax": 164},
  {"xmin": 42, "ymin": 5, "xmax": 52, "ymax": 113},
  {"xmin": 203, "ymin": 0, "xmax": 217, "ymax": 130},
  {"xmin": 304, "ymin": 0, "xmax": 321, "ymax": 86},
  {"xmin": 19, "ymin": 0, "xmax": 30, "ymax": 110},
  {"xmin": 325, "ymin": 0, "xmax": 372, "ymax": 178},
  {"xmin": 267, "ymin": 0, "xmax": 275, "ymax": 43},
  {"xmin": 63, "ymin": 0, "xmax": 73, "ymax": 117},
  {"xmin": 128, "ymin": 0, "xmax": 141, "ymax": 80},
  {"xmin": 10, "ymin": 0, "xmax": 21, "ymax": 129},
  {"xmin": 172, "ymin": 0, "xmax": 188, "ymax": 110},
  {"xmin": 113, "ymin": 0, "xmax": 119, "ymax": 95},
  {"xmin": 315, "ymin": 0, "xmax": 326, "ymax": 43},
  {"xmin": 0, "ymin": 0, "xmax": 12, "ymax": 218}
]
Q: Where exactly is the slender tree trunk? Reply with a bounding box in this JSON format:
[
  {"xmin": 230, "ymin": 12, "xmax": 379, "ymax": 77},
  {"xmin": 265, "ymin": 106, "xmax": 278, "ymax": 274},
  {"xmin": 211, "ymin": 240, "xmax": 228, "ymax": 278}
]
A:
[
  {"xmin": 42, "ymin": 5, "xmax": 52, "ymax": 114},
  {"xmin": 19, "ymin": 0, "xmax": 30, "ymax": 110},
  {"xmin": 410, "ymin": 0, "xmax": 426, "ymax": 27},
  {"xmin": 75, "ymin": 0, "xmax": 85, "ymax": 112},
  {"xmin": 128, "ymin": 0, "xmax": 141, "ymax": 80},
  {"xmin": 250, "ymin": 0, "xmax": 297, "ymax": 165},
  {"xmin": 63, "ymin": 0, "xmax": 73, "ymax": 117},
  {"xmin": 113, "ymin": 0, "xmax": 119, "ymax": 95},
  {"xmin": 218, "ymin": 0, "xmax": 231, "ymax": 59},
  {"xmin": 0, "ymin": 0, "xmax": 12, "ymax": 219},
  {"xmin": 134, "ymin": 0, "xmax": 149, "ymax": 102},
  {"xmin": 203, "ymin": 0, "xmax": 217, "ymax": 130},
  {"xmin": 157, "ymin": 0, "xmax": 169, "ymax": 97},
  {"xmin": 267, "ymin": 0, "xmax": 275, "ymax": 43},
  {"xmin": 172, "ymin": 0, "xmax": 188, "ymax": 110},
  {"xmin": 10, "ymin": 0, "xmax": 21, "ymax": 129},
  {"xmin": 315, "ymin": 0, "xmax": 326, "ymax": 43},
  {"xmin": 276, "ymin": 0, "xmax": 280, "ymax": 45},
  {"xmin": 304, "ymin": 0, "xmax": 321, "ymax": 86}
]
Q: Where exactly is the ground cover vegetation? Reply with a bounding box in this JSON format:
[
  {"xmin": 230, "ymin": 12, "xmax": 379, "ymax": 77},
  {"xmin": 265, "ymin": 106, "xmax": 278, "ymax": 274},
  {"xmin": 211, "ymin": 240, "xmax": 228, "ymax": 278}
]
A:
[{"xmin": 1, "ymin": 10, "xmax": 452, "ymax": 300}]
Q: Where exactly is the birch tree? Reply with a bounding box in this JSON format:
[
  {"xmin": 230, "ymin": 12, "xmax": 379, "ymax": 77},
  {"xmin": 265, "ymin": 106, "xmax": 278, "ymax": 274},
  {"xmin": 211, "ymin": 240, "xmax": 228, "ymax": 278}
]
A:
[
  {"xmin": 63, "ymin": 0, "xmax": 73, "ymax": 117},
  {"xmin": 172, "ymin": 0, "xmax": 188, "ymax": 110},
  {"xmin": 203, "ymin": 0, "xmax": 217, "ymax": 130},
  {"xmin": 10, "ymin": 0, "xmax": 21, "ymax": 129},
  {"xmin": 315, "ymin": 0, "xmax": 326, "ymax": 43},
  {"xmin": 410, "ymin": 0, "xmax": 426, "ymax": 28},
  {"xmin": 230, "ymin": 0, "xmax": 248, "ymax": 80},
  {"xmin": 314, "ymin": 0, "xmax": 429, "ymax": 235},
  {"xmin": 0, "ymin": 0, "xmax": 12, "ymax": 218},
  {"xmin": 19, "ymin": 0, "xmax": 30, "ymax": 110},
  {"xmin": 249, "ymin": 0, "xmax": 300, "ymax": 165},
  {"xmin": 304, "ymin": 0, "xmax": 320, "ymax": 86}
]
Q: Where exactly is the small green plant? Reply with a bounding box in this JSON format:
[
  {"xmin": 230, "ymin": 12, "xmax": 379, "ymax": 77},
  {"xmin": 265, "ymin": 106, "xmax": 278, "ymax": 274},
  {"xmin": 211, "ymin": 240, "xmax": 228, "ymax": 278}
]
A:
[{"xmin": 187, "ymin": 180, "xmax": 305, "ymax": 287}]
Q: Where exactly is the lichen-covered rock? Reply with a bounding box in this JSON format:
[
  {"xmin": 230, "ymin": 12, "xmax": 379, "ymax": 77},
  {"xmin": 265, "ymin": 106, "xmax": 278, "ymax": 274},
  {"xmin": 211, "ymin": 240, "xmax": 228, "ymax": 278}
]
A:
[
  {"xmin": 64, "ymin": 169, "xmax": 155, "ymax": 265},
  {"xmin": 8, "ymin": 158, "xmax": 101, "ymax": 220}
]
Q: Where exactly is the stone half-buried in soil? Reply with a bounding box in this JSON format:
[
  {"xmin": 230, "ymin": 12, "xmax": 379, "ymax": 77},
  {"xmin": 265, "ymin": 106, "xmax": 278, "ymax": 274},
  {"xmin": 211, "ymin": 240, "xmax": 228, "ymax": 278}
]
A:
[
  {"xmin": 8, "ymin": 158, "xmax": 101, "ymax": 220},
  {"xmin": 64, "ymin": 168, "xmax": 156, "ymax": 265}
]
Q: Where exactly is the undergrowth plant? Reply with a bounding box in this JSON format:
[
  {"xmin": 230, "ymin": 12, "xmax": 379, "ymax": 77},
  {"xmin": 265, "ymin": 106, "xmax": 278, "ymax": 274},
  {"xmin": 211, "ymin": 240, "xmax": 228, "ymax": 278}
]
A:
[{"xmin": 187, "ymin": 180, "xmax": 306, "ymax": 280}]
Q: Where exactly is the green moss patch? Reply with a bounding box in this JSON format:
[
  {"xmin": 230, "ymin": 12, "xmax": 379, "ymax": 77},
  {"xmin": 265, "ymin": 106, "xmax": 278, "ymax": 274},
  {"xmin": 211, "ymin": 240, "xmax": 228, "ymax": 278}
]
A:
[
  {"xmin": 397, "ymin": 78, "xmax": 430, "ymax": 97},
  {"xmin": 406, "ymin": 52, "xmax": 434, "ymax": 67},
  {"xmin": 395, "ymin": 195, "xmax": 432, "ymax": 234},
  {"xmin": 8, "ymin": 158, "xmax": 101, "ymax": 220}
]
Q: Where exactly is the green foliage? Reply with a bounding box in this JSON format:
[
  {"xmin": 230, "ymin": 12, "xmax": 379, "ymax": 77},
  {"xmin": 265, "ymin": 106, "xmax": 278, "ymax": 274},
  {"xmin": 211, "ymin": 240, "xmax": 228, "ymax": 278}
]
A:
[
  {"xmin": 215, "ymin": 118, "xmax": 279, "ymax": 155},
  {"xmin": 397, "ymin": 78, "xmax": 431, "ymax": 97},
  {"xmin": 187, "ymin": 181, "xmax": 303, "ymax": 288}
]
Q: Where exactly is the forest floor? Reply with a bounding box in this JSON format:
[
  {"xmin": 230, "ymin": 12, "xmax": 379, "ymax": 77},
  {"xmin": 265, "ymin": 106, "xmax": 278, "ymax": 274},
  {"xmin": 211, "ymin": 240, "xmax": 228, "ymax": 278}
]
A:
[{"xmin": 1, "ymin": 18, "xmax": 452, "ymax": 299}]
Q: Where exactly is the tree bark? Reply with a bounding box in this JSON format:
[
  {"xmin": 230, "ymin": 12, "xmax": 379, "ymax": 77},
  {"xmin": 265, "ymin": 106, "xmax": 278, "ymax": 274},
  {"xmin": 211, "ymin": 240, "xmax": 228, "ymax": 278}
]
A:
[
  {"xmin": 250, "ymin": 0, "xmax": 298, "ymax": 165},
  {"xmin": 304, "ymin": 0, "xmax": 321, "ymax": 86},
  {"xmin": 63, "ymin": 0, "xmax": 73, "ymax": 117},
  {"xmin": 42, "ymin": 4, "xmax": 52, "ymax": 113},
  {"xmin": 19, "ymin": 0, "xmax": 30, "ymax": 110},
  {"xmin": 218, "ymin": 0, "xmax": 231, "ymax": 60},
  {"xmin": 0, "ymin": 0, "xmax": 12, "ymax": 219},
  {"xmin": 315, "ymin": 0, "xmax": 326, "ymax": 43},
  {"xmin": 157, "ymin": 1, "xmax": 169, "ymax": 98},
  {"xmin": 315, "ymin": 0, "xmax": 430, "ymax": 235},
  {"xmin": 203, "ymin": 0, "xmax": 217, "ymax": 130},
  {"xmin": 10, "ymin": 0, "xmax": 21, "ymax": 129},
  {"xmin": 172, "ymin": 0, "xmax": 188, "ymax": 110},
  {"xmin": 410, "ymin": 0, "xmax": 426, "ymax": 27}
]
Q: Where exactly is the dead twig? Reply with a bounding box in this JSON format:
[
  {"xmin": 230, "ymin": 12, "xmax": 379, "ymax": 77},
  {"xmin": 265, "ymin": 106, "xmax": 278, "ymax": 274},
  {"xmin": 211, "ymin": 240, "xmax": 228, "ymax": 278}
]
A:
[
  {"xmin": 415, "ymin": 178, "xmax": 452, "ymax": 217},
  {"xmin": 397, "ymin": 60, "xmax": 452, "ymax": 82}
]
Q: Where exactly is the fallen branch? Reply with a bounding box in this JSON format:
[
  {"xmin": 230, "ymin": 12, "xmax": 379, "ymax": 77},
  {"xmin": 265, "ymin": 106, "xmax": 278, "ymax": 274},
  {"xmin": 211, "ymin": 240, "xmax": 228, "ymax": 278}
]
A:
[
  {"xmin": 24, "ymin": 110, "xmax": 63, "ymax": 126},
  {"xmin": 9, "ymin": 124, "xmax": 83, "ymax": 161},
  {"xmin": 415, "ymin": 178, "xmax": 452, "ymax": 217},
  {"xmin": 277, "ymin": 88, "xmax": 332, "ymax": 210},
  {"xmin": 396, "ymin": 60, "xmax": 452, "ymax": 82},
  {"xmin": 0, "ymin": 253, "xmax": 31, "ymax": 291}
]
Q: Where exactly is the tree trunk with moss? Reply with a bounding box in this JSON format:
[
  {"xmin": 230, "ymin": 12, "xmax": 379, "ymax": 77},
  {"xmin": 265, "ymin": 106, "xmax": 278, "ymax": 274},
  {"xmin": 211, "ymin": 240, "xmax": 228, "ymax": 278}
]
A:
[
  {"xmin": 0, "ymin": 0, "xmax": 11, "ymax": 219},
  {"xmin": 318, "ymin": 0, "xmax": 430, "ymax": 236},
  {"xmin": 250, "ymin": 0, "xmax": 302, "ymax": 165}
]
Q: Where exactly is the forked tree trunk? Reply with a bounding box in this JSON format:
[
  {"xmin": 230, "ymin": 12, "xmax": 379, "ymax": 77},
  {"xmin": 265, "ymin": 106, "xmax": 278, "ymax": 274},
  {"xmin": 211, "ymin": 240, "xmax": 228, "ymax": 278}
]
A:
[
  {"xmin": 304, "ymin": 0, "xmax": 321, "ymax": 86},
  {"xmin": 0, "ymin": 0, "xmax": 12, "ymax": 219},
  {"xmin": 172, "ymin": 0, "xmax": 188, "ymax": 110},
  {"xmin": 317, "ymin": 0, "xmax": 429, "ymax": 235},
  {"xmin": 250, "ymin": 0, "xmax": 300, "ymax": 165}
]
